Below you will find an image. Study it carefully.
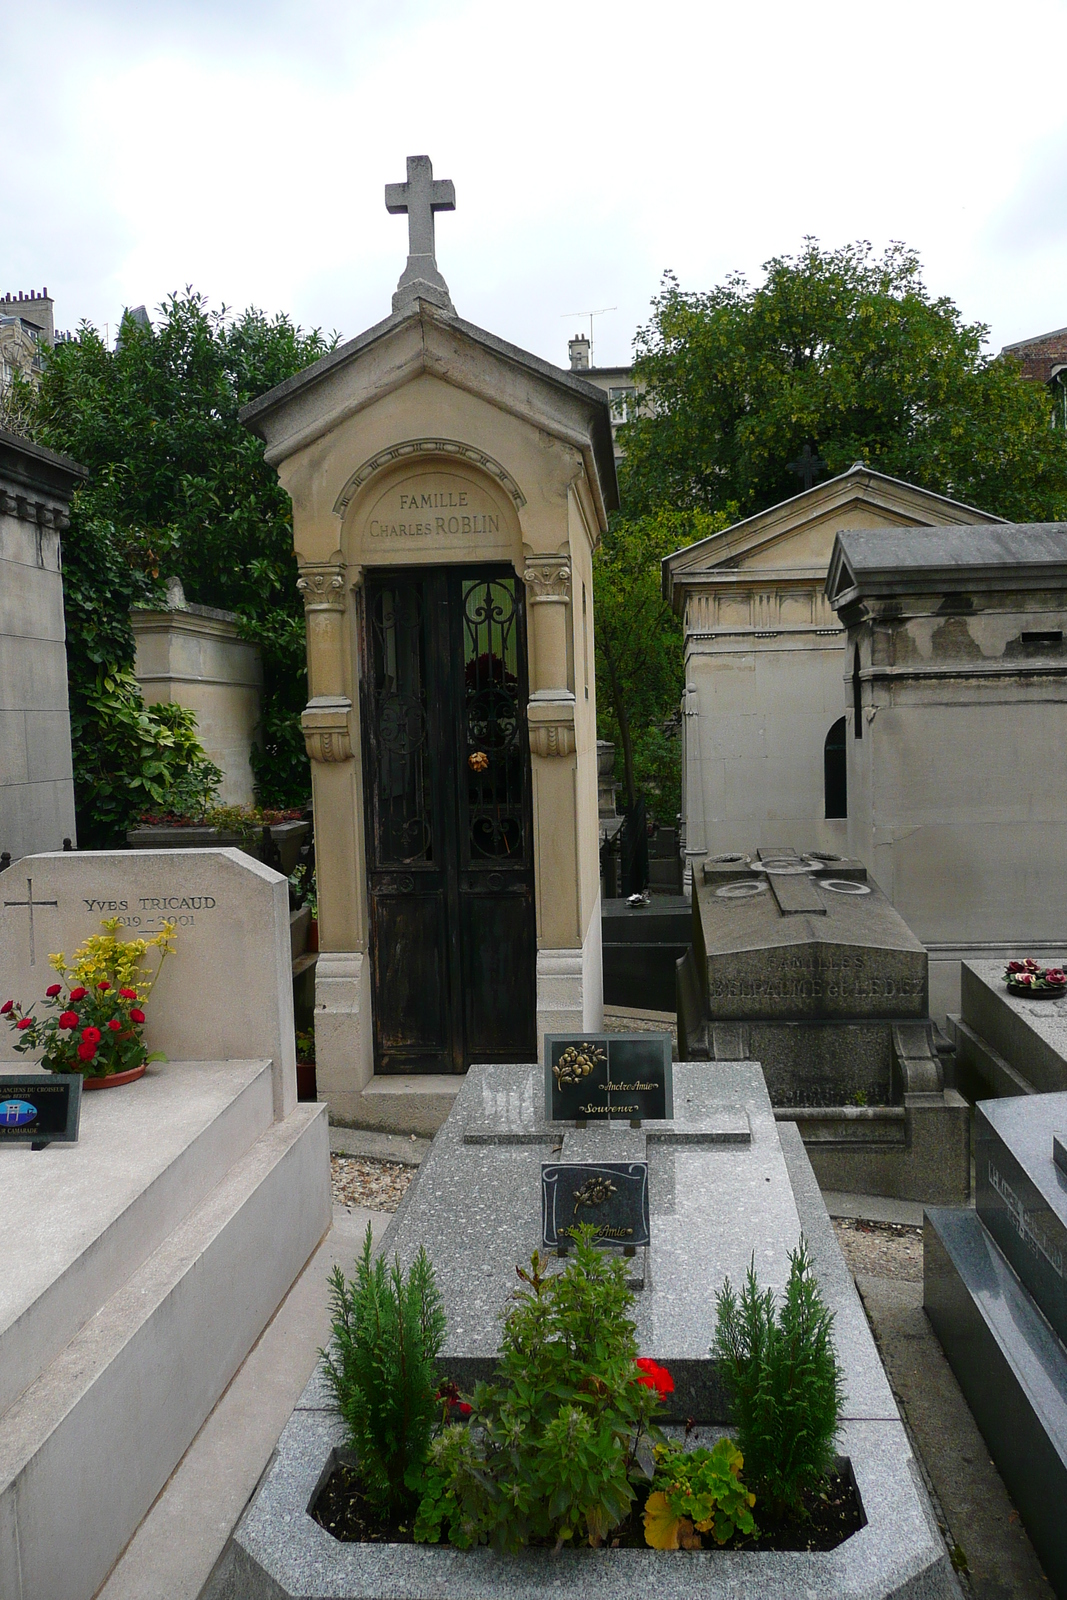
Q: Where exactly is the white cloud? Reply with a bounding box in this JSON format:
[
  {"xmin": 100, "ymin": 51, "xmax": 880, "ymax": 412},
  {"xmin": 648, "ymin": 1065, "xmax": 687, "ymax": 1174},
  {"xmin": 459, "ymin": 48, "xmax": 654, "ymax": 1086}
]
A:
[{"xmin": 3, "ymin": 0, "xmax": 1067, "ymax": 365}]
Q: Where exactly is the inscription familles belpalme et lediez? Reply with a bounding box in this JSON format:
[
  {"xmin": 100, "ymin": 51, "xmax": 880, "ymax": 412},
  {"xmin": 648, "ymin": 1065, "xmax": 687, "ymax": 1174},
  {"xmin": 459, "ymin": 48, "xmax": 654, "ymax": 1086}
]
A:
[
  {"xmin": 369, "ymin": 490, "xmax": 501, "ymax": 541},
  {"xmin": 710, "ymin": 953, "xmax": 924, "ymax": 1005}
]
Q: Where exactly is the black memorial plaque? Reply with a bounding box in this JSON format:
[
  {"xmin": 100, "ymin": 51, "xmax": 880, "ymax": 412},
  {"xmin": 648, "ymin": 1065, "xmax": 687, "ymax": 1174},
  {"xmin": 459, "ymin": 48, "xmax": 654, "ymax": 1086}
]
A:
[
  {"xmin": 0, "ymin": 1074, "xmax": 81, "ymax": 1146},
  {"xmin": 542, "ymin": 1161, "xmax": 650, "ymax": 1249},
  {"xmin": 545, "ymin": 1033, "xmax": 673, "ymax": 1123}
]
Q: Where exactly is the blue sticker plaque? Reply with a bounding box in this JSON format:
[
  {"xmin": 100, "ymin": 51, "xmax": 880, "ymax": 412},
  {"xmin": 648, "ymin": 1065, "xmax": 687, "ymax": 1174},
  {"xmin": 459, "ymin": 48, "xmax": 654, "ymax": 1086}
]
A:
[{"xmin": 0, "ymin": 1074, "xmax": 81, "ymax": 1147}]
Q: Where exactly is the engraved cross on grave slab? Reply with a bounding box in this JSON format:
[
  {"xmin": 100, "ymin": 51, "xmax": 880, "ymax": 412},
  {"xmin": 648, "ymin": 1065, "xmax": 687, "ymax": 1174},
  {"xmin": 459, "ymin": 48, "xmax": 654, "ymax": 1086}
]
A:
[
  {"xmin": 385, "ymin": 154, "xmax": 456, "ymax": 315},
  {"xmin": 3, "ymin": 877, "xmax": 58, "ymax": 966}
]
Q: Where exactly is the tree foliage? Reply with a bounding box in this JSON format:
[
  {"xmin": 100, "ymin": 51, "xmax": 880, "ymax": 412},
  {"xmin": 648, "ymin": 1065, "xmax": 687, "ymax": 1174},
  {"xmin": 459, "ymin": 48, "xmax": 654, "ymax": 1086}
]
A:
[
  {"xmin": 594, "ymin": 506, "xmax": 731, "ymax": 819},
  {"xmin": 33, "ymin": 291, "xmax": 334, "ymax": 815},
  {"xmin": 619, "ymin": 240, "xmax": 1067, "ymax": 524}
]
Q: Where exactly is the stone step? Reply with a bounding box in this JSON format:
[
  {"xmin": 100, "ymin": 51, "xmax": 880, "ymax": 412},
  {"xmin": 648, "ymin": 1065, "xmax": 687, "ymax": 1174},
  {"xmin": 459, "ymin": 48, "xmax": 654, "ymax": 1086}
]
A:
[
  {"xmin": 0, "ymin": 1058, "xmax": 275, "ymax": 1420},
  {"xmin": 0, "ymin": 1100, "xmax": 329, "ymax": 1600},
  {"xmin": 339, "ymin": 1073, "xmax": 463, "ymax": 1137},
  {"xmin": 974, "ymin": 1091, "xmax": 1067, "ymax": 1347}
]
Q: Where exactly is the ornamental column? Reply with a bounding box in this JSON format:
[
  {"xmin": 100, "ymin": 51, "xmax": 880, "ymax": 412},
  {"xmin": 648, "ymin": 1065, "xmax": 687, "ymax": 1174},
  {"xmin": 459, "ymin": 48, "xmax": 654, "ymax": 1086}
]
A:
[{"xmin": 523, "ymin": 554, "xmax": 575, "ymax": 758}]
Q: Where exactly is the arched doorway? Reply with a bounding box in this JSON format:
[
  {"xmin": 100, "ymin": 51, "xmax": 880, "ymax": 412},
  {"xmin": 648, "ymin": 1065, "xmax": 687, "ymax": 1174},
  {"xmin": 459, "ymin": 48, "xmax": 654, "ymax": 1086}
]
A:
[{"xmin": 824, "ymin": 716, "xmax": 847, "ymax": 819}]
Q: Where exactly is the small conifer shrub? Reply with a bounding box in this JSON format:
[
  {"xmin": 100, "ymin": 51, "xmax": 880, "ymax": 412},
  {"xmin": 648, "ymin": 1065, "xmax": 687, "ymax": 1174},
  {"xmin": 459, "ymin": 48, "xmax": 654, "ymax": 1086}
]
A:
[
  {"xmin": 323, "ymin": 1224, "xmax": 446, "ymax": 1514},
  {"xmin": 712, "ymin": 1239, "xmax": 844, "ymax": 1518}
]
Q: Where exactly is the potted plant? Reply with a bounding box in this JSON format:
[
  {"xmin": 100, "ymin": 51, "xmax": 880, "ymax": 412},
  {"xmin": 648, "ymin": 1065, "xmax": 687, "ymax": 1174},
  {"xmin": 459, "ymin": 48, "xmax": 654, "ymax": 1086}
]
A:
[
  {"xmin": 295, "ymin": 1025, "xmax": 317, "ymax": 1102},
  {"xmin": 1004, "ymin": 958, "xmax": 1067, "ymax": 997},
  {"xmin": 2, "ymin": 917, "xmax": 176, "ymax": 1087}
]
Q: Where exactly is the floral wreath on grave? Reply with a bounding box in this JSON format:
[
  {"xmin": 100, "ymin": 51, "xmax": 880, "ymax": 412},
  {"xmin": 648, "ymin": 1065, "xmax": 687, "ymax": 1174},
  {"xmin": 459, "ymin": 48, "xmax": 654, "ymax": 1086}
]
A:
[
  {"xmin": 1003, "ymin": 958, "xmax": 1067, "ymax": 996},
  {"xmin": 2, "ymin": 917, "xmax": 176, "ymax": 1084}
]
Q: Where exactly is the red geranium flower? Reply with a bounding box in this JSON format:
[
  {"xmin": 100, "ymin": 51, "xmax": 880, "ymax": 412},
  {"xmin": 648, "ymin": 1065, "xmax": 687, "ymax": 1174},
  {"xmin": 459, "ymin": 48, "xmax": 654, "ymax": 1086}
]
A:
[
  {"xmin": 81, "ymin": 1026, "xmax": 102, "ymax": 1044},
  {"xmin": 107, "ymin": 1018, "xmax": 122, "ymax": 1032},
  {"xmin": 46, "ymin": 983, "xmax": 62, "ymax": 997},
  {"xmin": 119, "ymin": 988, "xmax": 137, "ymax": 1000},
  {"xmin": 69, "ymin": 987, "xmax": 87, "ymax": 1001},
  {"xmin": 129, "ymin": 1008, "xmax": 146, "ymax": 1024},
  {"xmin": 0, "ymin": 1000, "xmax": 13, "ymax": 1014},
  {"xmin": 98, "ymin": 981, "xmax": 111, "ymax": 992},
  {"xmin": 635, "ymin": 1357, "xmax": 674, "ymax": 1398},
  {"xmin": 59, "ymin": 1011, "xmax": 78, "ymax": 1029},
  {"xmin": 15, "ymin": 1017, "xmax": 33, "ymax": 1031},
  {"xmin": 77, "ymin": 1040, "xmax": 97, "ymax": 1062}
]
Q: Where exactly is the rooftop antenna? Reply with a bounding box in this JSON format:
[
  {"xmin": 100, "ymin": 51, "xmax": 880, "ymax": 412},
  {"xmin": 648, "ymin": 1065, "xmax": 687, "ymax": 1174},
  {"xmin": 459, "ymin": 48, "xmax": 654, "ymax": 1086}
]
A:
[{"xmin": 560, "ymin": 305, "xmax": 616, "ymax": 366}]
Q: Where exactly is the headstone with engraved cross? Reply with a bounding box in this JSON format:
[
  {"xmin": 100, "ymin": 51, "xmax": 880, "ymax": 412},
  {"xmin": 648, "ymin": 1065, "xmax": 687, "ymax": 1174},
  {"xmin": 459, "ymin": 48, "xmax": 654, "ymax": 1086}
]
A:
[
  {"xmin": 788, "ymin": 441, "xmax": 827, "ymax": 491},
  {"xmin": 385, "ymin": 154, "xmax": 456, "ymax": 315}
]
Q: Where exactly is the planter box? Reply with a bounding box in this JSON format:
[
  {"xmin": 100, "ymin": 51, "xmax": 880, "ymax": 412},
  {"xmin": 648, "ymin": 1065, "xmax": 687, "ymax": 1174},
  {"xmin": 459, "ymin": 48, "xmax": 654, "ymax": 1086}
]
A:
[{"xmin": 126, "ymin": 820, "xmax": 309, "ymax": 876}]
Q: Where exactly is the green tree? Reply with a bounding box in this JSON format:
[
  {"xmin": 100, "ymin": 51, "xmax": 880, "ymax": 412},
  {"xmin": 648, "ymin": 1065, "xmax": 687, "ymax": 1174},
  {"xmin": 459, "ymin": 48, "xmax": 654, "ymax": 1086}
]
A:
[
  {"xmin": 34, "ymin": 291, "xmax": 334, "ymax": 816},
  {"xmin": 619, "ymin": 240, "xmax": 1067, "ymax": 524},
  {"xmin": 594, "ymin": 506, "xmax": 731, "ymax": 818}
]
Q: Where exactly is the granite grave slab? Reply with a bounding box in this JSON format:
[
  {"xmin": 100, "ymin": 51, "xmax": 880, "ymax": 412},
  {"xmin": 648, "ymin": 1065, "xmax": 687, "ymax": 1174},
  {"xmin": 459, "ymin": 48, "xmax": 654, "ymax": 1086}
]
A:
[
  {"xmin": 224, "ymin": 1062, "xmax": 958, "ymax": 1599},
  {"xmin": 952, "ymin": 958, "xmax": 1067, "ymax": 1098}
]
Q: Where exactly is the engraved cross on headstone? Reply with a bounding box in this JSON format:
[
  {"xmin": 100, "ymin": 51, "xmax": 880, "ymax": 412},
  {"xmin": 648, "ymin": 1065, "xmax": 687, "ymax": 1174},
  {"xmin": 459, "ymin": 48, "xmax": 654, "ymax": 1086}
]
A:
[
  {"xmin": 385, "ymin": 154, "xmax": 456, "ymax": 316},
  {"xmin": 3, "ymin": 877, "xmax": 58, "ymax": 966},
  {"xmin": 788, "ymin": 441, "xmax": 827, "ymax": 491}
]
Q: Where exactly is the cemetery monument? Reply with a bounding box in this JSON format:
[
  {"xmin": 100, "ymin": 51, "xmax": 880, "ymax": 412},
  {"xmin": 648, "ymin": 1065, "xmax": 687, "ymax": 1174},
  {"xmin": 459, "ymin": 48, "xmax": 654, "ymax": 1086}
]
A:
[
  {"xmin": 826, "ymin": 522, "xmax": 1067, "ymax": 1022},
  {"xmin": 241, "ymin": 156, "xmax": 616, "ymax": 1132},
  {"xmin": 0, "ymin": 848, "xmax": 330, "ymax": 1600},
  {"xmin": 677, "ymin": 848, "xmax": 969, "ymax": 1201},
  {"xmin": 0, "ymin": 427, "xmax": 85, "ymax": 861}
]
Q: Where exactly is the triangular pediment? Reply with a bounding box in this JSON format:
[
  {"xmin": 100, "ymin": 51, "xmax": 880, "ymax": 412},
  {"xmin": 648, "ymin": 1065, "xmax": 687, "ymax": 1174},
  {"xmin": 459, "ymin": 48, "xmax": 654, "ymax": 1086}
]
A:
[{"xmin": 662, "ymin": 466, "xmax": 1005, "ymax": 607}]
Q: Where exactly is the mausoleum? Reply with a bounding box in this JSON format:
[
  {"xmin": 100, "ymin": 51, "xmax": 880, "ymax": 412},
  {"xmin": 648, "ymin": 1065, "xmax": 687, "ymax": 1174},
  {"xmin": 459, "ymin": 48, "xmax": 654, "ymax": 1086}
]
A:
[
  {"xmin": 826, "ymin": 522, "xmax": 1067, "ymax": 1021},
  {"xmin": 242, "ymin": 157, "xmax": 616, "ymax": 1129},
  {"xmin": 661, "ymin": 466, "xmax": 1002, "ymax": 891}
]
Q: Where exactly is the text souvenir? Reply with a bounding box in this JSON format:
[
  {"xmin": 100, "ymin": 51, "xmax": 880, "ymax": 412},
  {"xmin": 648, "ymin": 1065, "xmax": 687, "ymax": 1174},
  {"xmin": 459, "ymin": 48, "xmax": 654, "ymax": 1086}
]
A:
[{"xmin": 545, "ymin": 1033, "xmax": 673, "ymax": 1123}]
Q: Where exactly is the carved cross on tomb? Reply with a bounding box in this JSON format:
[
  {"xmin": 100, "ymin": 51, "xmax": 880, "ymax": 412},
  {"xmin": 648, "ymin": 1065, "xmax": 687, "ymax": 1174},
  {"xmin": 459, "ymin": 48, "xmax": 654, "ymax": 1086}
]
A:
[
  {"xmin": 3, "ymin": 877, "xmax": 58, "ymax": 966},
  {"xmin": 385, "ymin": 155, "xmax": 456, "ymax": 315},
  {"xmin": 788, "ymin": 441, "xmax": 827, "ymax": 492}
]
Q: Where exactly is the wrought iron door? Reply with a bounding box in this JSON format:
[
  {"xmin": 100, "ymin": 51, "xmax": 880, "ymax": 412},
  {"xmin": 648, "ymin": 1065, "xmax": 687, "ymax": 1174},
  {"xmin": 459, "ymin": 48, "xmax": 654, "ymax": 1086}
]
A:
[{"xmin": 361, "ymin": 566, "xmax": 536, "ymax": 1073}]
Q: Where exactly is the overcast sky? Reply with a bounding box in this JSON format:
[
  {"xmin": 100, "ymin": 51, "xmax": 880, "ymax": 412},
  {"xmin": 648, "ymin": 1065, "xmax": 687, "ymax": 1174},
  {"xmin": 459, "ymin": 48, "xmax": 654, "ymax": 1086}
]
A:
[{"xmin": 4, "ymin": 0, "xmax": 1067, "ymax": 371}]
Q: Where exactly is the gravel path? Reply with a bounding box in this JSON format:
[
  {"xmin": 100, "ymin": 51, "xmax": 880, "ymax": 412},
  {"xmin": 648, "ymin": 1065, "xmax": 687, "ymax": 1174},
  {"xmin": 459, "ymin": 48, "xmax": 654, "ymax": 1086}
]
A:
[
  {"xmin": 330, "ymin": 1154, "xmax": 416, "ymax": 1213},
  {"xmin": 831, "ymin": 1217, "xmax": 924, "ymax": 1283}
]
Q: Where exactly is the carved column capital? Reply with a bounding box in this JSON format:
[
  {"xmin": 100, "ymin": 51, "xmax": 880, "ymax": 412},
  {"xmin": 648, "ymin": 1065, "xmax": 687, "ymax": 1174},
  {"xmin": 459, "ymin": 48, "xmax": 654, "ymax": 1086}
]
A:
[
  {"xmin": 522, "ymin": 557, "xmax": 571, "ymax": 603},
  {"xmin": 302, "ymin": 696, "xmax": 353, "ymax": 763},
  {"xmin": 297, "ymin": 563, "xmax": 347, "ymax": 612},
  {"xmin": 527, "ymin": 692, "xmax": 576, "ymax": 758}
]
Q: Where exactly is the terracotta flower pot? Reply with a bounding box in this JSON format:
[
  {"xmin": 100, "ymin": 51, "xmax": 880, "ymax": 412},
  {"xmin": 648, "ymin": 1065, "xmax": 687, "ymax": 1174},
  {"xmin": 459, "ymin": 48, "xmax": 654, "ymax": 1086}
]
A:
[
  {"xmin": 82, "ymin": 1062, "xmax": 148, "ymax": 1089},
  {"xmin": 296, "ymin": 1061, "xmax": 317, "ymax": 1102}
]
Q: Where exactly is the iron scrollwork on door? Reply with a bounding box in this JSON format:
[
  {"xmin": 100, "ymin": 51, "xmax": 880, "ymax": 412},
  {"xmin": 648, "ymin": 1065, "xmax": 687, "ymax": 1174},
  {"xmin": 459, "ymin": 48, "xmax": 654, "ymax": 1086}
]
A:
[
  {"xmin": 369, "ymin": 584, "xmax": 434, "ymax": 866},
  {"xmin": 461, "ymin": 578, "xmax": 525, "ymax": 862}
]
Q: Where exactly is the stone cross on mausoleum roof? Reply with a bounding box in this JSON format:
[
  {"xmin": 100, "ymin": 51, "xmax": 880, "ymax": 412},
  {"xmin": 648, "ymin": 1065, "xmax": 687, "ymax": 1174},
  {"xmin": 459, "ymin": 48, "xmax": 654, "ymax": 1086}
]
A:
[{"xmin": 386, "ymin": 154, "xmax": 456, "ymax": 316}]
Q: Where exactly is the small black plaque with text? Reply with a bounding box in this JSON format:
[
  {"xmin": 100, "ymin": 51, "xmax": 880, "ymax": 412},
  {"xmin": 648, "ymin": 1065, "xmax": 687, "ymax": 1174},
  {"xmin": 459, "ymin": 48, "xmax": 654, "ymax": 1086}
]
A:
[
  {"xmin": 542, "ymin": 1162, "xmax": 650, "ymax": 1248},
  {"xmin": 0, "ymin": 1074, "xmax": 81, "ymax": 1145},
  {"xmin": 545, "ymin": 1033, "xmax": 673, "ymax": 1123}
]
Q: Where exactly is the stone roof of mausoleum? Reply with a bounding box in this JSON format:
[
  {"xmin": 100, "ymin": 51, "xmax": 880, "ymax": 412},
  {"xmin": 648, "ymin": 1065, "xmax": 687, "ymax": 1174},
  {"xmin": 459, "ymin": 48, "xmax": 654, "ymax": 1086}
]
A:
[
  {"xmin": 826, "ymin": 522, "xmax": 1067, "ymax": 608},
  {"xmin": 661, "ymin": 463, "xmax": 1004, "ymax": 611},
  {"xmin": 239, "ymin": 298, "xmax": 618, "ymax": 516}
]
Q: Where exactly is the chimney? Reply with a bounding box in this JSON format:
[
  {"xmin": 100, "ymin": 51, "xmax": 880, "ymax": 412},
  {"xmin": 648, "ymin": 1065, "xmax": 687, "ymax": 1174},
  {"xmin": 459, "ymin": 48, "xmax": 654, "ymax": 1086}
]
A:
[{"xmin": 568, "ymin": 334, "xmax": 591, "ymax": 372}]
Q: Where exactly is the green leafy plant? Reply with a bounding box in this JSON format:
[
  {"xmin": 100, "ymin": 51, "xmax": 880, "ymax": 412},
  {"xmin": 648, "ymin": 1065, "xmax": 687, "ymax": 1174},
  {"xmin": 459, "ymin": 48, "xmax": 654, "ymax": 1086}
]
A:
[
  {"xmin": 31, "ymin": 293, "xmax": 336, "ymax": 814},
  {"xmin": 71, "ymin": 666, "xmax": 222, "ymax": 846},
  {"xmin": 643, "ymin": 1437, "xmax": 757, "ymax": 1549},
  {"xmin": 712, "ymin": 1240, "xmax": 844, "ymax": 1519},
  {"xmin": 414, "ymin": 1228, "xmax": 666, "ymax": 1551},
  {"xmin": 2, "ymin": 917, "xmax": 175, "ymax": 1077},
  {"xmin": 295, "ymin": 1027, "xmax": 315, "ymax": 1064},
  {"xmin": 323, "ymin": 1223, "xmax": 446, "ymax": 1515}
]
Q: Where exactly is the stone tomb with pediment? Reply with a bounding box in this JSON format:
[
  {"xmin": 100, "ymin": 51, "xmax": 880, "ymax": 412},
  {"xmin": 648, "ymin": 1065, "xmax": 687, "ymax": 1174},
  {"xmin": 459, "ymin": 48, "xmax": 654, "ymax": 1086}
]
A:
[
  {"xmin": 677, "ymin": 848, "xmax": 970, "ymax": 1202},
  {"xmin": 242, "ymin": 157, "xmax": 617, "ymax": 1131}
]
